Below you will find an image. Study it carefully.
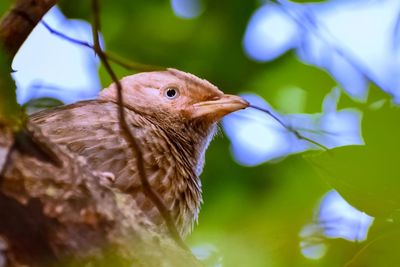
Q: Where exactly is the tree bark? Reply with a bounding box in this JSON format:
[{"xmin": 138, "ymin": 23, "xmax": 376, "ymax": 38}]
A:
[
  {"xmin": 0, "ymin": 0, "xmax": 58, "ymax": 60},
  {"xmin": 0, "ymin": 1, "xmax": 202, "ymax": 266},
  {"xmin": 0, "ymin": 124, "xmax": 202, "ymax": 267}
]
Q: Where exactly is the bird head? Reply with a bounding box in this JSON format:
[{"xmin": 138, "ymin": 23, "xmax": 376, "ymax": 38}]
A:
[{"xmin": 98, "ymin": 69, "xmax": 248, "ymax": 126}]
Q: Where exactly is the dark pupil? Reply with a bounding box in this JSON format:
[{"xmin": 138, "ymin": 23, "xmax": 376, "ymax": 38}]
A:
[{"xmin": 166, "ymin": 89, "xmax": 176, "ymax": 98}]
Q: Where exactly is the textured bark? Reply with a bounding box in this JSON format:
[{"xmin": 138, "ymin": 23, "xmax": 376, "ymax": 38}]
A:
[
  {"xmin": 0, "ymin": 0, "xmax": 58, "ymax": 59},
  {"xmin": 0, "ymin": 2, "xmax": 248, "ymax": 266},
  {"xmin": 0, "ymin": 1, "xmax": 202, "ymax": 265},
  {"xmin": 0, "ymin": 127, "xmax": 13, "ymax": 174},
  {"xmin": 0, "ymin": 124, "xmax": 202, "ymax": 267}
]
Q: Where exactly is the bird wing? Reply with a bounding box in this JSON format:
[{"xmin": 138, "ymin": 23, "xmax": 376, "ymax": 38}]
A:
[
  {"xmin": 29, "ymin": 100, "xmax": 142, "ymax": 190},
  {"xmin": 29, "ymin": 100, "xmax": 199, "ymax": 235}
]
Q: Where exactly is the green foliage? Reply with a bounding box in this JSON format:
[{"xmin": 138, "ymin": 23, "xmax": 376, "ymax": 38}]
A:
[
  {"xmin": 59, "ymin": 0, "xmax": 91, "ymax": 21},
  {"xmin": 345, "ymin": 230, "xmax": 400, "ymax": 267},
  {"xmin": 246, "ymin": 52, "xmax": 335, "ymax": 114},
  {"xmin": 271, "ymin": 0, "xmax": 326, "ymax": 3},
  {"xmin": 2, "ymin": 0, "xmax": 396, "ymax": 266},
  {"xmin": 304, "ymin": 86, "xmax": 400, "ymax": 266},
  {"xmin": 289, "ymin": 0, "xmax": 326, "ymax": 2},
  {"xmin": 310, "ymin": 101, "xmax": 400, "ymax": 217},
  {"xmin": 58, "ymin": 1, "xmax": 388, "ymax": 265},
  {"xmin": 0, "ymin": 46, "xmax": 20, "ymax": 126},
  {"xmin": 60, "ymin": 0, "xmax": 259, "ymax": 92},
  {"xmin": 190, "ymin": 145, "xmax": 329, "ymax": 267},
  {"xmin": 0, "ymin": 0, "xmax": 12, "ymax": 18},
  {"xmin": 23, "ymin": 97, "xmax": 64, "ymax": 115}
]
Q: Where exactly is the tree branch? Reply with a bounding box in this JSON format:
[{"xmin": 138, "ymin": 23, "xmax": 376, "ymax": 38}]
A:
[
  {"xmin": 0, "ymin": 0, "xmax": 58, "ymax": 60},
  {"xmin": 0, "ymin": 123, "xmax": 202, "ymax": 266},
  {"xmin": 0, "ymin": 0, "xmax": 198, "ymax": 264}
]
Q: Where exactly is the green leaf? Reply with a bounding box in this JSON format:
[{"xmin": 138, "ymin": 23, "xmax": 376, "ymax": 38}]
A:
[
  {"xmin": 23, "ymin": 97, "xmax": 64, "ymax": 115},
  {"xmin": 0, "ymin": 0, "xmax": 12, "ymax": 17},
  {"xmin": 308, "ymin": 101, "xmax": 400, "ymax": 217},
  {"xmin": 272, "ymin": 0, "xmax": 326, "ymax": 3},
  {"xmin": 346, "ymin": 231, "xmax": 400, "ymax": 267},
  {"xmin": 0, "ymin": 46, "xmax": 20, "ymax": 126},
  {"xmin": 58, "ymin": 0, "xmax": 91, "ymax": 21}
]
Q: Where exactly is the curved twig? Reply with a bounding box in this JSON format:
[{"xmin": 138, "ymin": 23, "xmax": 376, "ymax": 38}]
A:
[
  {"xmin": 90, "ymin": 0, "xmax": 189, "ymax": 251},
  {"xmin": 249, "ymin": 105, "xmax": 329, "ymax": 151},
  {"xmin": 41, "ymin": 20, "xmax": 163, "ymax": 72}
]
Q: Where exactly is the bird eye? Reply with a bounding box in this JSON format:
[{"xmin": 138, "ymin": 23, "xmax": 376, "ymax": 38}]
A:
[{"xmin": 164, "ymin": 87, "xmax": 179, "ymax": 99}]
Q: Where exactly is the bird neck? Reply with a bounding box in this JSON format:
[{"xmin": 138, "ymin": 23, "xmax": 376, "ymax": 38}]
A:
[
  {"xmin": 162, "ymin": 119, "xmax": 217, "ymax": 177},
  {"xmin": 140, "ymin": 116, "xmax": 217, "ymax": 234}
]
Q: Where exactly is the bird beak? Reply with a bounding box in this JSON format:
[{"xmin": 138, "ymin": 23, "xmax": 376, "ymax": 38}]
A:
[{"xmin": 192, "ymin": 94, "xmax": 249, "ymax": 120}]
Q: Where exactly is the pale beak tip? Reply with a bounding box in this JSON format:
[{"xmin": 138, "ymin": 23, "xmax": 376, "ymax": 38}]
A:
[
  {"xmin": 226, "ymin": 94, "xmax": 249, "ymax": 109},
  {"xmin": 241, "ymin": 98, "xmax": 250, "ymax": 108}
]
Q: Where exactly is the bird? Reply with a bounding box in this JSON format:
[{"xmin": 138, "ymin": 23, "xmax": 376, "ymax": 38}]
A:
[{"xmin": 28, "ymin": 68, "xmax": 248, "ymax": 237}]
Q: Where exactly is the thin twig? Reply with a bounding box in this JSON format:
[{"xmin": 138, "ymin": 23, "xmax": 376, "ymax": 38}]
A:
[
  {"xmin": 249, "ymin": 104, "xmax": 329, "ymax": 151},
  {"xmin": 90, "ymin": 0, "xmax": 188, "ymax": 250},
  {"xmin": 344, "ymin": 233, "xmax": 388, "ymax": 267},
  {"xmin": 41, "ymin": 20, "xmax": 163, "ymax": 72}
]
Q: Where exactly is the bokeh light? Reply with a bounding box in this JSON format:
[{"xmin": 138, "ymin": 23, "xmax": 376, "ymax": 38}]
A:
[
  {"xmin": 12, "ymin": 6, "xmax": 100, "ymax": 105},
  {"xmin": 170, "ymin": 0, "xmax": 204, "ymax": 19},
  {"xmin": 192, "ymin": 244, "xmax": 222, "ymax": 267},
  {"xmin": 6, "ymin": 1, "xmax": 399, "ymax": 266},
  {"xmin": 300, "ymin": 190, "xmax": 374, "ymax": 260},
  {"xmin": 243, "ymin": 4, "xmax": 299, "ymax": 62},
  {"xmin": 223, "ymin": 88, "xmax": 363, "ymax": 166},
  {"xmin": 243, "ymin": 0, "xmax": 400, "ymax": 101},
  {"xmin": 318, "ymin": 190, "xmax": 374, "ymax": 242}
]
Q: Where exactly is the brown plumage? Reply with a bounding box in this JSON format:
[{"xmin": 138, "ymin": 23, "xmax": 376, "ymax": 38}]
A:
[{"xmin": 29, "ymin": 68, "xmax": 248, "ymax": 236}]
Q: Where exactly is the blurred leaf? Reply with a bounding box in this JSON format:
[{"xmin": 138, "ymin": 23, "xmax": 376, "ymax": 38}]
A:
[
  {"xmin": 58, "ymin": 0, "xmax": 91, "ymax": 20},
  {"xmin": 0, "ymin": 0, "xmax": 12, "ymax": 17},
  {"xmin": 273, "ymin": 0, "xmax": 326, "ymax": 2},
  {"xmin": 191, "ymin": 137, "xmax": 329, "ymax": 267},
  {"xmin": 7, "ymin": 1, "xmax": 397, "ymax": 266},
  {"xmin": 346, "ymin": 231, "xmax": 400, "ymax": 267},
  {"xmin": 0, "ymin": 46, "xmax": 20, "ymax": 126},
  {"xmin": 292, "ymin": 1, "xmax": 326, "ymax": 2},
  {"xmin": 308, "ymin": 101, "xmax": 400, "ymax": 217},
  {"xmin": 23, "ymin": 97, "xmax": 64, "ymax": 115},
  {"xmin": 247, "ymin": 53, "xmax": 336, "ymax": 114}
]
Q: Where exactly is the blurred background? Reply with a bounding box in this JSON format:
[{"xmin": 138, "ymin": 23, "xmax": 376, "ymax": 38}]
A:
[{"xmin": 3, "ymin": 0, "xmax": 400, "ymax": 266}]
